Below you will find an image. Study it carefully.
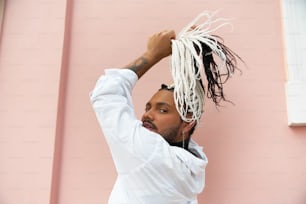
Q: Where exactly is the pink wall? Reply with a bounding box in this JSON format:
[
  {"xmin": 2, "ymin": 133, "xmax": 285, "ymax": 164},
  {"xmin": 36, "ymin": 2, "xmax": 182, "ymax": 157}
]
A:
[{"xmin": 0, "ymin": 0, "xmax": 306, "ymax": 204}]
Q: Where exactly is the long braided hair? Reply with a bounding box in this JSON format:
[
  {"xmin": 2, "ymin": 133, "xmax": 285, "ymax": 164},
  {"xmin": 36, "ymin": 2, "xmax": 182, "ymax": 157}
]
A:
[{"xmin": 170, "ymin": 11, "xmax": 243, "ymax": 124}]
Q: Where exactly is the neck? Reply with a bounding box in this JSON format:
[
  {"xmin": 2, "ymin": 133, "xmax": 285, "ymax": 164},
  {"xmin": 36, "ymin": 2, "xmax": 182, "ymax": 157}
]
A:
[{"xmin": 169, "ymin": 137, "xmax": 190, "ymax": 150}]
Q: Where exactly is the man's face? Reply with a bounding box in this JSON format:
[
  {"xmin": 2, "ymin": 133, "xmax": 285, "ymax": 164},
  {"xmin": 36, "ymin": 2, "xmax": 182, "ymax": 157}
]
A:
[{"xmin": 141, "ymin": 90, "xmax": 185, "ymax": 143}]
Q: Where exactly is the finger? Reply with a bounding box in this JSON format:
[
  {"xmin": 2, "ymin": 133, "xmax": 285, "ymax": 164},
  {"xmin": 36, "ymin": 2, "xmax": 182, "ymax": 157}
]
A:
[
  {"xmin": 161, "ymin": 30, "xmax": 175, "ymax": 36},
  {"xmin": 190, "ymin": 25, "xmax": 197, "ymax": 30},
  {"xmin": 168, "ymin": 30, "xmax": 176, "ymax": 39},
  {"xmin": 158, "ymin": 30, "xmax": 169, "ymax": 36},
  {"xmin": 188, "ymin": 25, "xmax": 197, "ymax": 31}
]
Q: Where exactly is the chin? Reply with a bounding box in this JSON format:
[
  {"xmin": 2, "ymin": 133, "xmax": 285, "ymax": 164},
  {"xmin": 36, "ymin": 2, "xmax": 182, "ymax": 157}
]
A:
[{"xmin": 143, "ymin": 126, "xmax": 157, "ymax": 133}]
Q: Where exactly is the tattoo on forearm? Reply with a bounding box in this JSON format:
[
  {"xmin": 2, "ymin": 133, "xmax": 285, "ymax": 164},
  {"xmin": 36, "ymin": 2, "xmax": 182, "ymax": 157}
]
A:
[{"xmin": 127, "ymin": 56, "xmax": 148, "ymax": 75}]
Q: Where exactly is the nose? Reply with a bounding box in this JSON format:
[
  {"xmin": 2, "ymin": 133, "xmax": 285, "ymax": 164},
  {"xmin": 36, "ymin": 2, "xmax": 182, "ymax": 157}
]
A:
[{"xmin": 142, "ymin": 109, "xmax": 154, "ymax": 121}]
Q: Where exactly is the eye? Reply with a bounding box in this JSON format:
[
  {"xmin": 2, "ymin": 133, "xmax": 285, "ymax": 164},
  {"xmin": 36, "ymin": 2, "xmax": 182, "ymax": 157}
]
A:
[
  {"xmin": 159, "ymin": 109, "xmax": 168, "ymax": 113},
  {"xmin": 145, "ymin": 104, "xmax": 150, "ymax": 112}
]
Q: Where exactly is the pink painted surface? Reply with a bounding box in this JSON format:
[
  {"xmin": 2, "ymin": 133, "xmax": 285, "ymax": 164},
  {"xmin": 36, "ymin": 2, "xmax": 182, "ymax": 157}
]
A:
[
  {"xmin": 0, "ymin": 1, "xmax": 68, "ymax": 204},
  {"xmin": 0, "ymin": 0, "xmax": 306, "ymax": 204}
]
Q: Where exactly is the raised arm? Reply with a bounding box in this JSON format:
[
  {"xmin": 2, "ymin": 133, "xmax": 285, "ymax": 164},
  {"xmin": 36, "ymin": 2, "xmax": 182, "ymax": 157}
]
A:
[{"xmin": 124, "ymin": 30, "xmax": 176, "ymax": 78}]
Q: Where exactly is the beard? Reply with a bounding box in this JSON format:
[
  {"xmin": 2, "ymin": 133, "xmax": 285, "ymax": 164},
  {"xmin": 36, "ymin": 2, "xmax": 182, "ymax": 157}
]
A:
[
  {"xmin": 142, "ymin": 118, "xmax": 183, "ymax": 143},
  {"xmin": 159, "ymin": 123, "xmax": 181, "ymax": 144}
]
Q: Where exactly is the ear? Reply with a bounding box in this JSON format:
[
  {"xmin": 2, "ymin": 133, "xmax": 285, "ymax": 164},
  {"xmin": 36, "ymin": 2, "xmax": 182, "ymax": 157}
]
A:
[{"xmin": 182, "ymin": 121, "xmax": 196, "ymax": 135}]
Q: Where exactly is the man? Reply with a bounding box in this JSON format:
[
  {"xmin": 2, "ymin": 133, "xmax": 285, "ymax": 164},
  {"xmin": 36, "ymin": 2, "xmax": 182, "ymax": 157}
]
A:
[{"xmin": 90, "ymin": 30, "xmax": 208, "ymax": 203}]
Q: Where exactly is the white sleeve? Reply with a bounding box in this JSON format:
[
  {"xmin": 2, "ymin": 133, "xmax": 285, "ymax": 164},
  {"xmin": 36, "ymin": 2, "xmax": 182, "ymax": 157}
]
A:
[{"xmin": 90, "ymin": 68, "xmax": 164, "ymax": 174}]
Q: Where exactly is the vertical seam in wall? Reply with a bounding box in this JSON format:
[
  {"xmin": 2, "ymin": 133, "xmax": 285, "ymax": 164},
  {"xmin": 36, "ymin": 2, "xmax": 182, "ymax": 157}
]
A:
[
  {"xmin": 0, "ymin": 0, "xmax": 6, "ymax": 49},
  {"xmin": 50, "ymin": 0, "xmax": 72, "ymax": 203},
  {"xmin": 279, "ymin": 0, "xmax": 288, "ymax": 81}
]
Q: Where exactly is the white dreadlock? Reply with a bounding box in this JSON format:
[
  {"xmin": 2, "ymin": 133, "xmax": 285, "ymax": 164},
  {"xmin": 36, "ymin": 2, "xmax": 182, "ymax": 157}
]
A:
[{"xmin": 171, "ymin": 11, "xmax": 234, "ymax": 123}]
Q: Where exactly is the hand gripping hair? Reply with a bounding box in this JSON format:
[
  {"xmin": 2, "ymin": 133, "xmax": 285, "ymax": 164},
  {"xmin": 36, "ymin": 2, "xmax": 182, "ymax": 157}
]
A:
[{"xmin": 170, "ymin": 11, "xmax": 243, "ymax": 124}]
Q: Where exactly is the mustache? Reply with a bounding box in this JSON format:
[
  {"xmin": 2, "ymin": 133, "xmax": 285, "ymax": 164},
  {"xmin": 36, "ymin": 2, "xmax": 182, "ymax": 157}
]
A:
[{"xmin": 142, "ymin": 119, "xmax": 157, "ymax": 130}]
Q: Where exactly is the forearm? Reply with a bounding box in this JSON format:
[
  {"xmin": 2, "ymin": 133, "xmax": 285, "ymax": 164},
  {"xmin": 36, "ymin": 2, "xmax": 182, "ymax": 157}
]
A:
[{"xmin": 124, "ymin": 52, "xmax": 161, "ymax": 79}]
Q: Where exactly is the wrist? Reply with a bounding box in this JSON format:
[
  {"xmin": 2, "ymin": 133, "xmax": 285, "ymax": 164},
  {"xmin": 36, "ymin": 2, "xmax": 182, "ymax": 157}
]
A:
[{"xmin": 144, "ymin": 51, "xmax": 162, "ymax": 64}]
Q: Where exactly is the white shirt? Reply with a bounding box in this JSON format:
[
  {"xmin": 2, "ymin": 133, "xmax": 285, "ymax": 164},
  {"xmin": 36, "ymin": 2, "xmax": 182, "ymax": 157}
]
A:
[{"xmin": 90, "ymin": 69, "xmax": 208, "ymax": 204}]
